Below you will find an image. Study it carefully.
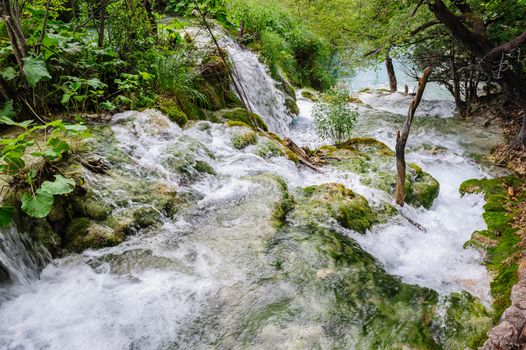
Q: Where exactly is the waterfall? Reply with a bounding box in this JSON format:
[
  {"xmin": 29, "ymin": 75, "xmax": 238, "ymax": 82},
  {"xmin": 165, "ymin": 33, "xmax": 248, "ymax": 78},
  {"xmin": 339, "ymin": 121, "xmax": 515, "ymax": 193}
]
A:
[
  {"xmin": 183, "ymin": 25, "xmax": 293, "ymax": 135},
  {"xmin": 221, "ymin": 37, "xmax": 293, "ymax": 135},
  {"xmin": 0, "ymin": 226, "xmax": 49, "ymax": 286}
]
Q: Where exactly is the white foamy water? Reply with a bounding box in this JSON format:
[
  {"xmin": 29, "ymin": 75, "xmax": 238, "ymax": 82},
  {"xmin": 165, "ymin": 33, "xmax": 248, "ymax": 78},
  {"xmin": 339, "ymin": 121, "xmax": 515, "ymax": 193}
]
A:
[
  {"xmin": 290, "ymin": 90, "xmax": 501, "ymax": 300},
  {"xmin": 0, "ymin": 37, "xmax": 505, "ymax": 348}
]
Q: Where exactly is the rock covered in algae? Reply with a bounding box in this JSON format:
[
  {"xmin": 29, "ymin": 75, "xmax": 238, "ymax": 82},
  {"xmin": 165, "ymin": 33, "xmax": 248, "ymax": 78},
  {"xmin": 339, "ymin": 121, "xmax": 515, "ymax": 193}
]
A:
[
  {"xmin": 316, "ymin": 137, "xmax": 440, "ymax": 209},
  {"xmin": 290, "ymin": 183, "xmax": 376, "ymax": 233},
  {"xmin": 460, "ymin": 176, "xmax": 526, "ymax": 330},
  {"xmin": 217, "ymin": 107, "xmax": 269, "ymax": 131}
]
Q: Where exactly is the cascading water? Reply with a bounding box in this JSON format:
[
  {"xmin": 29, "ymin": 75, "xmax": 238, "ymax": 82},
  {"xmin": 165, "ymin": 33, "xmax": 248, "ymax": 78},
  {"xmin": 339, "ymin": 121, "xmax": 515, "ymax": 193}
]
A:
[
  {"xmin": 182, "ymin": 25, "xmax": 293, "ymax": 135},
  {"xmin": 221, "ymin": 36, "xmax": 293, "ymax": 135},
  {"xmin": 0, "ymin": 29, "xmax": 505, "ymax": 349}
]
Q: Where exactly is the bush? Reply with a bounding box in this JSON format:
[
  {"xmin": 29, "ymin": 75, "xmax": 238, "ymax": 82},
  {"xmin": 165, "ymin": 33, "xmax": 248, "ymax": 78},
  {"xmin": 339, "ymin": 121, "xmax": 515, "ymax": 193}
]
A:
[
  {"xmin": 154, "ymin": 53, "xmax": 208, "ymax": 106},
  {"xmin": 313, "ymin": 88, "xmax": 357, "ymax": 144},
  {"xmin": 228, "ymin": 0, "xmax": 334, "ymax": 89}
]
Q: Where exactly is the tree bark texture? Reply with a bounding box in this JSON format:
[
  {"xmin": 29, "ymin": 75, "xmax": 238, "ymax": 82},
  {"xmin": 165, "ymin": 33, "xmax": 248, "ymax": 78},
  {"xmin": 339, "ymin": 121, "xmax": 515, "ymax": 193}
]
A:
[{"xmin": 395, "ymin": 67, "xmax": 432, "ymax": 206}]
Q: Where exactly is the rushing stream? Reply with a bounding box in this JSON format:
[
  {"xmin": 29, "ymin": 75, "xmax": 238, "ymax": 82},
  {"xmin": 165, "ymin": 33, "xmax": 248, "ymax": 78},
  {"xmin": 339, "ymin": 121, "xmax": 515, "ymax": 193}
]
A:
[{"xmin": 0, "ymin": 30, "xmax": 507, "ymax": 349}]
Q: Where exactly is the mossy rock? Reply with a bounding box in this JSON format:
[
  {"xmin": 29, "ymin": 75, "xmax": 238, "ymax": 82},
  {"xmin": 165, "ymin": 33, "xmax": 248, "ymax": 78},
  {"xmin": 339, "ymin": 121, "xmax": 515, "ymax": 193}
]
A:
[
  {"xmin": 300, "ymin": 89, "xmax": 319, "ymax": 101},
  {"xmin": 226, "ymin": 120, "xmax": 251, "ymax": 128},
  {"xmin": 160, "ymin": 99, "xmax": 189, "ymax": 127},
  {"xmin": 133, "ymin": 207, "xmax": 161, "ymax": 228},
  {"xmin": 218, "ymin": 108, "xmax": 268, "ymax": 131},
  {"xmin": 231, "ymin": 130, "xmax": 257, "ymax": 149},
  {"xmin": 194, "ymin": 160, "xmax": 216, "ymax": 175},
  {"xmin": 65, "ymin": 218, "xmax": 125, "ymax": 252},
  {"xmin": 317, "ymin": 138, "xmax": 439, "ymax": 209},
  {"xmin": 198, "ymin": 80, "xmax": 226, "ymax": 111},
  {"xmin": 292, "ymin": 183, "xmax": 376, "ymax": 233},
  {"xmin": 284, "ymin": 96, "xmax": 300, "ymax": 115},
  {"xmin": 255, "ymin": 140, "xmax": 285, "ymax": 159},
  {"xmin": 405, "ymin": 163, "xmax": 440, "ymax": 209},
  {"xmin": 459, "ymin": 175, "xmax": 526, "ymax": 321}
]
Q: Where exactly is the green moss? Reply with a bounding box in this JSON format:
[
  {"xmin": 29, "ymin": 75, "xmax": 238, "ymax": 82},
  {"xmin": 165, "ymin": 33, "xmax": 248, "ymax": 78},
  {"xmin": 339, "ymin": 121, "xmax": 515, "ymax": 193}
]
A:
[
  {"xmin": 231, "ymin": 131, "xmax": 257, "ymax": 149},
  {"xmin": 459, "ymin": 176, "xmax": 525, "ymax": 321},
  {"xmin": 292, "ymin": 183, "xmax": 376, "ymax": 233},
  {"xmin": 160, "ymin": 99, "xmax": 189, "ymax": 127},
  {"xmin": 194, "ymin": 160, "xmax": 216, "ymax": 175},
  {"xmin": 318, "ymin": 138, "xmax": 439, "ymax": 208},
  {"xmin": 198, "ymin": 80, "xmax": 226, "ymax": 111},
  {"xmin": 65, "ymin": 218, "xmax": 124, "ymax": 252},
  {"xmin": 256, "ymin": 140, "xmax": 284, "ymax": 158},
  {"xmin": 226, "ymin": 120, "xmax": 251, "ymax": 128},
  {"xmin": 439, "ymin": 292, "xmax": 493, "ymax": 349},
  {"xmin": 219, "ymin": 108, "xmax": 268, "ymax": 131},
  {"xmin": 284, "ymin": 96, "xmax": 300, "ymax": 115},
  {"xmin": 405, "ymin": 163, "xmax": 440, "ymax": 209},
  {"xmin": 133, "ymin": 207, "xmax": 161, "ymax": 228}
]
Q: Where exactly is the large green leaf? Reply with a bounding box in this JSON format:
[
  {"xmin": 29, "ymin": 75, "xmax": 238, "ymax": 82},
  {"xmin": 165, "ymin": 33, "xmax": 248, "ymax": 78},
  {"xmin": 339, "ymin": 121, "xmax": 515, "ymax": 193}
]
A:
[
  {"xmin": 21, "ymin": 189, "xmax": 54, "ymax": 218},
  {"xmin": 1, "ymin": 67, "xmax": 17, "ymax": 81},
  {"xmin": 0, "ymin": 101, "xmax": 15, "ymax": 118},
  {"xmin": 40, "ymin": 175, "xmax": 75, "ymax": 195},
  {"xmin": 23, "ymin": 56, "xmax": 52, "ymax": 87},
  {"xmin": 0, "ymin": 206, "xmax": 14, "ymax": 227}
]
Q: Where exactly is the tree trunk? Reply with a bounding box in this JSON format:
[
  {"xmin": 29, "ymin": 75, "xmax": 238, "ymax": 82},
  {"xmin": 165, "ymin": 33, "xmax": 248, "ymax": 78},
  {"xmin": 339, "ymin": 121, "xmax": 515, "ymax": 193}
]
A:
[
  {"xmin": 97, "ymin": 0, "xmax": 108, "ymax": 47},
  {"xmin": 386, "ymin": 55, "xmax": 397, "ymax": 92},
  {"xmin": 395, "ymin": 68, "xmax": 432, "ymax": 206},
  {"xmin": 143, "ymin": 0, "xmax": 156, "ymax": 34}
]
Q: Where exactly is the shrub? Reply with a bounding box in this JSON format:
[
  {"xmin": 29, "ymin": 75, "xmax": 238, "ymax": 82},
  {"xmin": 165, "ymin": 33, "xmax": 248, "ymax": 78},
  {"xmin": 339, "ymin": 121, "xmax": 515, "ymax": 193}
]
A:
[
  {"xmin": 312, "ymin": 88, "xmax": 357, "ymax": 144},
  {"xmin": 154, "ymin": 53, "xmax": 208, "ymax": 106}
]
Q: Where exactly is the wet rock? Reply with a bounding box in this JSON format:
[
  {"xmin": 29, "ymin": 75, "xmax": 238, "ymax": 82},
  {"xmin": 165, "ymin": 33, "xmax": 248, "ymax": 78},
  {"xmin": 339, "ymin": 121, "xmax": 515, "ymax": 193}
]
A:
[
  {"xmin": 512, "ymin": 282, "xmax": 526, "ymax": 310},
  {"xmin": 65, "ymin": 218, "xmax": 125, "ymax": 252},
  {"xmin": 291, "ymin": 183, "xmax": 376, "ymax": 233},
  {"xmin": 217, "ymin": 107, "xmax": 268, "ymax": 131},
  {"xmin": 405, "ymin": 163, "xmax": 440, "ymax": 209},
  {"xmin": 284, "ymin": 96, "xmax": 299, "ymax": 115},
  {"xmin": 316, "ymin": 138, "xmax": 439, "ymax": 209},
  {"xmin": 231, "ymin": 130, "xmax": 257, "ymax": 150},
  {"xmin": 133, "ymin": 207, "xmax": 161, "ymax": 228},
  {"xmin": 0, "ymin": 262, "xmax": 10, "ymax": 282}
]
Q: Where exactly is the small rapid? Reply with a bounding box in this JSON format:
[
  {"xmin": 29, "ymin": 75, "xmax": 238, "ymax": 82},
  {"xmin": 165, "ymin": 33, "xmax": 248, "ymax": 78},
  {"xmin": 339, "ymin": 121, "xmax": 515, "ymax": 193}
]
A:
[{"xmin": 0, "ymin": 32, "xmax": 505, "ymax": 349}]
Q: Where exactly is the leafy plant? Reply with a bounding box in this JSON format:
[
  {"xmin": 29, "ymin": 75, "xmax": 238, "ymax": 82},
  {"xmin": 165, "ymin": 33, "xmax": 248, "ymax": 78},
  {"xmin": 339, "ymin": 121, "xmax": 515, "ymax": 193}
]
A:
[
  {"xmin": 312, "ymin": 88, "xmax": 358, "ymax": 144},
  {"xmin": 154, "ymin": 53, "xmax": 207, "ymax": 105},
  {"xmin": 0, "ymin": 107, "xmax": 87, "ymax": 226}
]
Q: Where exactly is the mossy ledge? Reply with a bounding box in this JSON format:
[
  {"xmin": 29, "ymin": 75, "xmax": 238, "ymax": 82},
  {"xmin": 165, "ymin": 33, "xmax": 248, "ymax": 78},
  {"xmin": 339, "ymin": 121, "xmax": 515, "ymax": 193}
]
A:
[
  {"xmin": 460, "ymin": 176, "xmax": 526, "ymax": 349},
  {"xmin": 315, "ymin": 138, "xmax": 440, "ymax": 209},
  {"xmin": 217, "ymin": 107, "xmax": 269, "ymax": 131}
]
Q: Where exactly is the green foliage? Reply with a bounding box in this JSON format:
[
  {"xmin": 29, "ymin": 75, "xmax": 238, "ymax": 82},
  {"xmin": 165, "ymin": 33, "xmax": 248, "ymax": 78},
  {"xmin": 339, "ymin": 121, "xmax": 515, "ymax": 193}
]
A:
[
  {"xmin": 228, "ymin": 0, "xmax": 335, "ymax": 89},
  {"xmin": 23, "ymin": 56, "xmax": 52, "ymax": 87},
  {"xmin": 167, "ymin": 0, "xmax": 229, "ymax": 23},
  {"xmin": 21, "ymin": 189, "xmax": 55, "ymax": 218},
  {"xmin": 0, "ymin": 206, "xmax": 14, "ymax": 227},
  {"xmin": 0, "ymin": 111, "xmax": 87, "ymax": 223},
  {"xmin": 312, "ymin": 88, "xmax": 357, "ymax": 144},
  {"xmin": 154, "ymin": 53, "xmax": 207, "ymax": 106}
]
